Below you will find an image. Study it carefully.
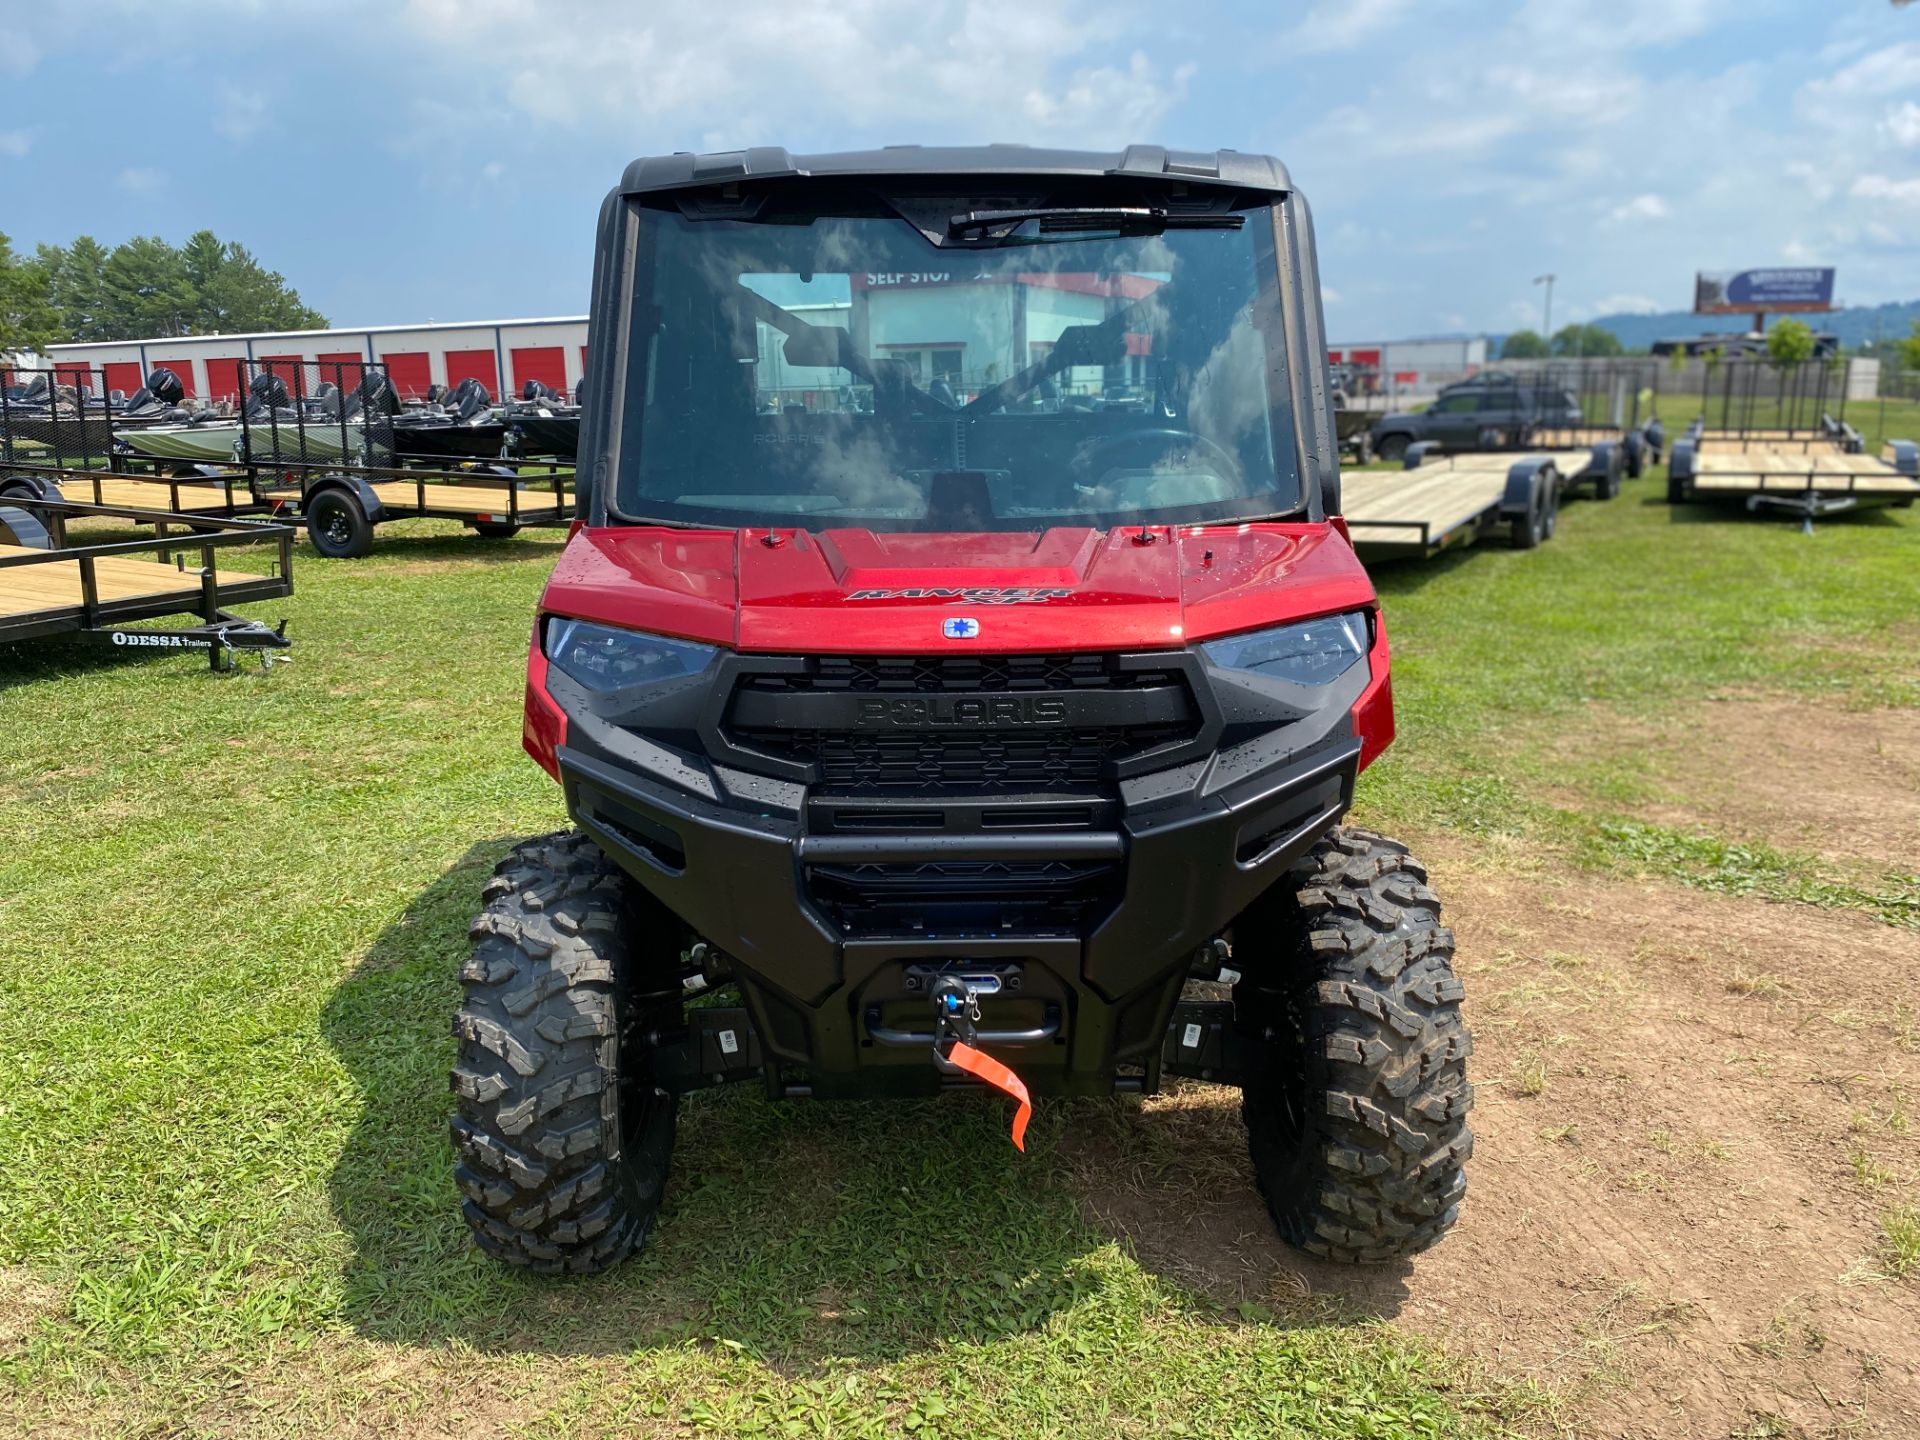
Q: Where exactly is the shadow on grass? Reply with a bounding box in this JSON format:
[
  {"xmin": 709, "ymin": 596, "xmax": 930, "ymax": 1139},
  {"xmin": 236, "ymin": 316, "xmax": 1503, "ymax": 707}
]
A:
[
  {"xmin": 301, "ymin": 528, "xmax": 569, "ymax": 567},
  {"xmin": 322, "ymin": 844, "xmax": 1413, "ymax": 1367},
  {"xmin": 1640, "ymin": 491, "xmax": 1916, "ymax": 529}
]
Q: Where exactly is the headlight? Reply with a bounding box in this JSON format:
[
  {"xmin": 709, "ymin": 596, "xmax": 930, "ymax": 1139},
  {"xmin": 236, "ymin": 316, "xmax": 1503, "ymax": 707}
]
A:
[
  {"xmin": 544, "ymin": 619, "xmax": 717, "ymax": 693},
  {"xmin": 1201, "ymin": 611, "xmax": 1370, "ymax": 685}
]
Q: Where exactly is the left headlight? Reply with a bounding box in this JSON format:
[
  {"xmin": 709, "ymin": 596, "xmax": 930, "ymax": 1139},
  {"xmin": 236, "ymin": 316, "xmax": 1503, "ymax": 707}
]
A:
[
  {"xmin": 544, "ymin": 619, "xmax": 718, "ymax": 693},
  {"xmin": 1200, "ymin": 611, "xmax": 1370, "ymax": 686}
]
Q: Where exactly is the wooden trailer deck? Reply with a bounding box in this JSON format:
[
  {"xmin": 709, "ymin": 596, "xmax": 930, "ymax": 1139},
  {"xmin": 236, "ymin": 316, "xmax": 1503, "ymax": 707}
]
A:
[
  {"xmin": 52, "ymin": 474, "xmax": 261, "ymax": 514},
  {"xmin": 364, "ymin": 478, "xmax": 566, "ymax": 517},
  {"xmin": 0, "ymin": 543, "xmax": 229, "ymax": 619},
  {"xmin": 1341, "ymin": 465, "xmax": 1511, "ymax": 551},
  {"xmin": 1687, "ymin": 451, "xmax": 1920, "ymax": 496}
]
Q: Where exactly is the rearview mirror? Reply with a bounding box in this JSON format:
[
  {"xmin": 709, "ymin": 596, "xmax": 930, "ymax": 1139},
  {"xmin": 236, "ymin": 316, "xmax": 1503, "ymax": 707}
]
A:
[
  {"xmin": 782, "ymin": 325, "xmax": 853, "ymax": 370},
  {"xmin": 1049, "ymin": 323, "xmax": 1127, "ymax": 368}
]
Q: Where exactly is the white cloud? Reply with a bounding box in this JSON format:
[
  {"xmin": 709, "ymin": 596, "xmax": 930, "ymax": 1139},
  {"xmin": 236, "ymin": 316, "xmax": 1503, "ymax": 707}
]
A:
[
  {"xmin": 399, "ymin": 0, "xmax": 1190, "ymax": 147},
  {"xmin": 0, "ymin": 129, "xmax": 29, "ymax": 157},
  {"xmin": 1582, "ymin": 294, "xmax": 1662, "ymax": 318},
  {"xmin": 1605, "ymin": 192, "xmax": 1669, "ymax": 224},
  {"xmin": 1281, "ymin": 0, "xmax": 1414, "ymax": 56},
  {"xmin": 0, "ymin": 29, "xmax": 41, "ymax": 76},
  {"xmin": 1321, "ymin": 286, "xmax": 1343, "ymax": 305},
  {"xmin": 1852, "ymin": 173, "xmax": 1920, "ymax": 205},
  {"xmin": 116, "ymin": 166, "xmax": 164, "ymax": 194},
  {"xmin": 1882, "ymin": 101, "xmax": 1920, "ymax": 148},
  {"xmin": 216, "ymin": 88, "xmax": 267, "ymax": 143},
  {"xmin": 1781, "ymin": 239, "xmax": 1815, "ymax": 262}
]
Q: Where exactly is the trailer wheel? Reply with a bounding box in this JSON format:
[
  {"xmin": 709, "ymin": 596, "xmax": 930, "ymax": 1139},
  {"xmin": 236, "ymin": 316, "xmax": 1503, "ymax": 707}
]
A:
[
  {"xmin": 1666, "ymin": 471, "xmax": 1689, "ymax": 506},
  {"xmin": 1374, "ymin": 434, "xmax": 1410, "ymax": 464},
  {"xmin": 1540, "ymin": 475, "xmax": 1561, "ymax": 539},
  {"xmin": 305, "ymin": 488, "xmax": 373, "ymax": 558},
  {"xmin": 1237, "ymin": 827, "xmax": 1471, "ymax": 1263},
  {"xmin": 471, "ymin": 521, "xmax": 520, "ymax": 540},
  {"xmin": 1508, "ymin": 479, "xmax": 1549, "ymax": 549},
  {"xmin": 452, "ymin": 829, "xmax": 683, "ymax": 1274}
]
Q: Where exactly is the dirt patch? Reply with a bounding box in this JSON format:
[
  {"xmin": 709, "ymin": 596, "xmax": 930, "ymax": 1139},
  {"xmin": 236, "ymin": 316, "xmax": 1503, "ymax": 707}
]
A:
[
  {"xmin": 1068, "ymin": 841, "xmax": 1920, "ymax": 1439},
  {"xmin": 0, "ymin": 1268, "xmax": 63, "ymax": 1357},
  {"xmin": 1552, "ymin": 693, "xmax": 1920, "ymax": 871}
]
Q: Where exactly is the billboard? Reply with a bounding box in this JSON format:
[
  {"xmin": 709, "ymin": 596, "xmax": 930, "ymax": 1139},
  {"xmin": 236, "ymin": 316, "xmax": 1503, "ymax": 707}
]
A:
[{"xmin": 1694, "ymin": 267, "xmax": 1836, "ymax": 315}]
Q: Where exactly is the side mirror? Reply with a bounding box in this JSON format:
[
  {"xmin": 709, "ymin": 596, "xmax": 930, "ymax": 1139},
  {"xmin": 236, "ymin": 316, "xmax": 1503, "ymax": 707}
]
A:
[
  {"xmin": 781, "ymin": 325, "xmax": 852, "ymax": 370},
  {"xmin": 1049, "ymin": 322, "xmax": 1127, "ymax": 368}
]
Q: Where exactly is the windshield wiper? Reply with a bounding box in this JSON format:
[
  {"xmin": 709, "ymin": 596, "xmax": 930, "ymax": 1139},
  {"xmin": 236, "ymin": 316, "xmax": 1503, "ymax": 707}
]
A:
[{"xmin": 946, "ymin": 207, "xmax": 1245, "ymax": 245}]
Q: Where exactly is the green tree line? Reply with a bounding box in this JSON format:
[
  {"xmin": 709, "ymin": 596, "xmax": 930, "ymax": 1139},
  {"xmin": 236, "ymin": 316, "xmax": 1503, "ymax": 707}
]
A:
[{"xmin": 1, "ymin": 230, "xmax": 325, "ymax": 352}]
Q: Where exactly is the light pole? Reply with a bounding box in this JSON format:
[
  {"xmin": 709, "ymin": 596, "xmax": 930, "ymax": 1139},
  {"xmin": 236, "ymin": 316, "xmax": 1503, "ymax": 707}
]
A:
[{"xmin": 1533, "ymin": 273, "xmax": 1555, "ymax": 350}]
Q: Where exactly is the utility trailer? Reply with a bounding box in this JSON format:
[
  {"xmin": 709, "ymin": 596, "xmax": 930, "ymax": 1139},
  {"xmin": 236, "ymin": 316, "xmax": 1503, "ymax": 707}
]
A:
[
  {"xmin": 1666, "ymin": 360, "xmax": 1919, "ymax": 522},
  {"xmin": 3, "ymin": 363, "xmax": 574, "ymax": 557},
  {"xmin": 1337, "ymin": 444, "xmax": 1564, "ymax": 558},
  {"xmin": 1667, "ymin": 423, "xmax": 1919, "ymax": 524},
  {"xmin": 0, "ymin": 497, "xmax": 293, "ymax": 670}
]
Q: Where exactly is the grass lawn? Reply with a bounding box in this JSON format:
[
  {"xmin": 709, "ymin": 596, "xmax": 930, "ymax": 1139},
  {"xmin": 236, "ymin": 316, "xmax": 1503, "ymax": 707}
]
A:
[{"xmin": 1, "ymin": 473, "xmax": 1915, "ymax": 1436}]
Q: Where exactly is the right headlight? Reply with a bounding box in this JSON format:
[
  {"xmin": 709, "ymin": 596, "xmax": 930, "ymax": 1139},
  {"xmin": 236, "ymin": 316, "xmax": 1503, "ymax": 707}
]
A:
[
  {"xmin": 544, "ymin": 619, "xmax": 718, "ymax": 693},
  {"xmin": 1200, "ymin": 611, "xmax": 1370, "ymax": 685}
]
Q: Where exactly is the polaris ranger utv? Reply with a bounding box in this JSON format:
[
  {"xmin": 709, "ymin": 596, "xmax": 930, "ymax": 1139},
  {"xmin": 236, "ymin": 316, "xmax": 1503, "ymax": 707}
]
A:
[{"xmin": 452, "ymin": 145, "xmax": 1472, "ymax": 1272}]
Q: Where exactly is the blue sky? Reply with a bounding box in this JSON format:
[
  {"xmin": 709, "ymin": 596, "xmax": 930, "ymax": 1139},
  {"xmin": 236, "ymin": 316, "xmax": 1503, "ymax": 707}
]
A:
[{"xmin": 3, "ymin": 0, "xmax": 1915, "ymax": 341}]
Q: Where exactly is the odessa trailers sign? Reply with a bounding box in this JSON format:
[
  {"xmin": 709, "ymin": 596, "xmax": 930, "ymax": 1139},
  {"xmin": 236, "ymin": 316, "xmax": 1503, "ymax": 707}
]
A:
[{"xmin": 1694, "ymin": 267, "xmax": 1837, "ymax": 315}]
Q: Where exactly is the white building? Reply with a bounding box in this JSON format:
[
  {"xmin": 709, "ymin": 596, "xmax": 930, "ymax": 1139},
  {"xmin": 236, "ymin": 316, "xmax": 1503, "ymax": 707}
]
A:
[
  {"xmin": 1326, "ymin": 336, "xmax": 1489, "ymax": 398},
  {"xmin": 40, "ymin": 316, "xmax": 591, "ymax": 403}
]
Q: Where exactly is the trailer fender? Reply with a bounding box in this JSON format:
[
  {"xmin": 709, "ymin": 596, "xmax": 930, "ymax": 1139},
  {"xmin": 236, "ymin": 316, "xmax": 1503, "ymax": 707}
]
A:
[
  {"xmin": 171, "ymin": 462, "xmax": 227, "ymax": 481},
  {"xmin": 1499, "ymin": 458, "xmax": 1554, "ymax": 520},
  {"xmin": 1403, "ymin": 440, "xmax": 1441, "ymax": 470},
  {"xmin": 1669, "ymin": 440, "xmax": 1696, "ymax": 483},
  {"xmin": 1644, "ymin": 418, "xmax": 1666, "ymax": 463},
  {"xmin": 1887, "ymin": 440, "xmax": 1918, "ymax": 477},
  {"xmin": 306, "ymin": 473, "xmax": 386, "ymax": 525},
  {"xmin": 474, "ymin": 463, "xmax": 524, "ymax": 487},
  {"xmin": 0, "ymin": 504, "xmax": 52, "ymax": 549},
  {"xmin": 0, "ymin": 473, "xmax": 63, "ymax": 505}
]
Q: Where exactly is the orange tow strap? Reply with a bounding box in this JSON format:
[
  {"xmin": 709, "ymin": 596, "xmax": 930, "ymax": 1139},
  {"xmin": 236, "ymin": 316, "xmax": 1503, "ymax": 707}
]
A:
[{"xmin": 944, "ymin": 1040, "xmax": 1033, "ymax": 1151}]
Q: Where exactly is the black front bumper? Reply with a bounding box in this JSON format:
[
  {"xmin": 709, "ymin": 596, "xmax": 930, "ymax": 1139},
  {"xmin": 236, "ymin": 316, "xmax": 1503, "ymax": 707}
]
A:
[{"xmin": 552, "ymin": 645, "xmax": 1366, "ymax": 1096}]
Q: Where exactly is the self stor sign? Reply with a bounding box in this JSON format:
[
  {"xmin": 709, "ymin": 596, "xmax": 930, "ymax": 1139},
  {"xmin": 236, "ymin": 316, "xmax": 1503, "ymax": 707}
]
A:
[{"xmin": 1695, "ymin": 267, "xmax": 1836, "ymax": 314}]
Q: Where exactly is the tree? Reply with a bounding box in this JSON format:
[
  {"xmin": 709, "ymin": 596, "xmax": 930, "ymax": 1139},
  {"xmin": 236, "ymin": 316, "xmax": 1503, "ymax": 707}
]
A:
[
  {"xmin": 0, "ymin": 232, "xmax": 58, "ymax": 353},
  {"xmin": 1896, "ymin": 320, "xmax": 1920, "ymax": 376},
  {"xmin": 1550, "ymin": 323, "xmax": 1624, "ymax": 358},
  {"xmin": 1766, "ymin": 318, "xmax": 1815, "ymax": 365},
  {"xmin": 26, "ymin": 231, "xmax": 327, "ymax": 342},
  {"xmin": 1500, "ymin": 329, "xmax": 1549, "ymax": 359}
]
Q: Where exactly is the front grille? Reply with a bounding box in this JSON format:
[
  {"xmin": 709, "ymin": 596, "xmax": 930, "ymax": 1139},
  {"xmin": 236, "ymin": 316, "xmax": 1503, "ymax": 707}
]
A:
[
  {"xmin": 724, "ymin": 651, "xmax": 1197, "ymax": 795},
  {"xmin": 737, "ymin": 653, "xmax": 1183, "ymax": 694},
  {"xmin": 775, "ymin": 727, "xmax": 1180, "ymax": 794},
  {"xmin": 806, "ymin": 858, "xmax": 1119, "ymax": 936}
]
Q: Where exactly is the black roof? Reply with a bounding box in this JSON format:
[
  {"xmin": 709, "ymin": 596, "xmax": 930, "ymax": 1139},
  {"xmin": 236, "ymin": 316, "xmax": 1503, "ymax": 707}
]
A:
[{"xmin": 618, "ymin": 145, "xmax": 1292, "ymax": 197}]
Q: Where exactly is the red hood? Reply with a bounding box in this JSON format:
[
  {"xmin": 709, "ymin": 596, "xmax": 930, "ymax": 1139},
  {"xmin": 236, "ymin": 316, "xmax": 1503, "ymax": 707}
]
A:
[{"xmin": 540, "ymin": 523, "xmax": 1375, "ymax": 652}]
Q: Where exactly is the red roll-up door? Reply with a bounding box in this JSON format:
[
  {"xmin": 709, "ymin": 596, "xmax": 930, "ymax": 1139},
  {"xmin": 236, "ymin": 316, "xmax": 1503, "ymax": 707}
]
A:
[
  {"xmin": 509, "ymin": 345, "xmax": 566, "ymax": 396},
  {"xmin": 380, "ymin": 351, "xmax": 432, "ymax": 399},
  {"xmin": 316, "ymin": 351, "xmax": 366, "ymax": 390},
  {"xmin": 444, "ymin": 348, "xmax": 498, "ymax": 397},
  {"xmin": 205, "ymin": 357, "xmax": 250, "ymax": 401},
  {"xmin": 150, "ymin": 358, "xmax": 198, "ymax": 397},
  {"xmin": 258, "ymin": 354, "xmax": 305, "ymax": 394},
  {"xmin": 55, "ymin": 361, "xmax": 96, "ymax": 390},
  {"xmin": 103, "ymin": 361, "xmax": 144, "ymax": 396}
]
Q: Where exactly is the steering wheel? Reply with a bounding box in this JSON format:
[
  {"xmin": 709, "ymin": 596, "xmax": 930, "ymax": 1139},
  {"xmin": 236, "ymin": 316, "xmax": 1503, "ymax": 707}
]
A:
[{"xmin": 1067, "ymin": 428, "xmax": 1243, "ymax": 488}]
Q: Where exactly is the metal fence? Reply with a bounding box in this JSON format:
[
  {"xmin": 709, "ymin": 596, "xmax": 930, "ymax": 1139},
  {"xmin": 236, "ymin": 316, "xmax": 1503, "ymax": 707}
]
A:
[
  {"xmin": 0, "ymin": 365, "xmax": 120, "ymax": 470},
  {"xmin": 231, "ymin": 358, "xmax": 397, "ymax": 472}
]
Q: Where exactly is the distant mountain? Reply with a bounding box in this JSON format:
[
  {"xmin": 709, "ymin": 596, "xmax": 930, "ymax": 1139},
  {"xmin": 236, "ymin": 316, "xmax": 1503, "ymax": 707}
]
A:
[{"xmin": 1585, "ymin": 298, "xmax": 1920, "ymax": 352}]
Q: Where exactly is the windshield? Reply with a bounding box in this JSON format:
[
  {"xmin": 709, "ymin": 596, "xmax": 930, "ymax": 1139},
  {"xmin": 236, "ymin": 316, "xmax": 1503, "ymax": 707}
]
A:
[{"xmin": 612, "ymin": 191, "xmax": 1300, "ymax": 531}]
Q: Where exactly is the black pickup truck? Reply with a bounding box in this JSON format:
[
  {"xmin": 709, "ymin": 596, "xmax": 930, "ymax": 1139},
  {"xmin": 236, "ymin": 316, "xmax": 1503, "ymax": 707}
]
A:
[{"xmin": 1368, "ymin": 374, "xmax": 1582, "ymax": 462}]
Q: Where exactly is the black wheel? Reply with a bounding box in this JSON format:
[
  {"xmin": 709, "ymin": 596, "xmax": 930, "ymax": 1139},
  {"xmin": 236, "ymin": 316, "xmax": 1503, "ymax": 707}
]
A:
[
  {"xmin": 1508, "ymin": 481, "xmax": 1547, "ymax": 549},
  {"xmin": 1625, "ymin": 445, "xmax": 1643, "ymax": 480},
  {"xmin": 1374, "ymin": 433, "xmax": 1409, "ymax": 464},
  {"xmin": 305, "ymin": 489, "xmax": 373, "ymax": 558},
  {"xmin": 451, "ymin": 830, "xmax": 684, "ymax": 1273},
  {"xmin": 1237, "ymin": 827, "xmax": 1471, "ymax": 1263},
  {"xmin": 1594, "ymin": 457, "xmax": 1622, "ymax": 501},
  {"xmin": 471, "ymin": 521, "xmax": 520, "ymax": 539},
  {"xmin": 1354, "ymin": 433, "xmax": 1374, "ymax": 466},
  {"xmin": 1540, "ymin": 474, "xmax": 1561, "ymax": 539},
  {"xmin": 1666, "ymin": 471, "xmax": 1688, "ymax": 505}
]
